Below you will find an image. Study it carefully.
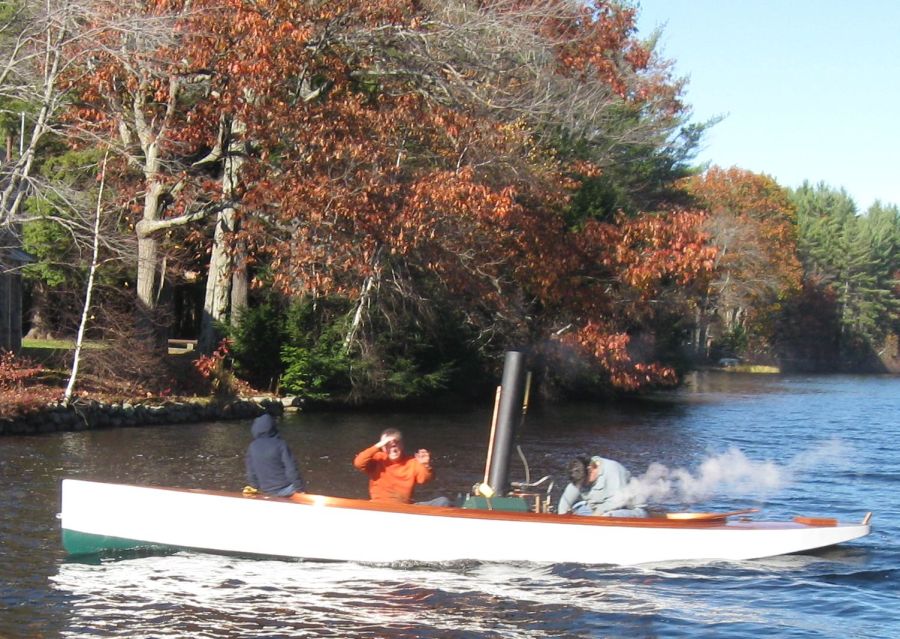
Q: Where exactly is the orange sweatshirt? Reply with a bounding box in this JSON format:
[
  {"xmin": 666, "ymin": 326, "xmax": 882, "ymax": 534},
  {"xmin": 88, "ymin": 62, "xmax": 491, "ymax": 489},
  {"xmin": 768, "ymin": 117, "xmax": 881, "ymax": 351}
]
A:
[{"xmin": 353, "ymin": 445, "xmax": 434, "ymax": 503}]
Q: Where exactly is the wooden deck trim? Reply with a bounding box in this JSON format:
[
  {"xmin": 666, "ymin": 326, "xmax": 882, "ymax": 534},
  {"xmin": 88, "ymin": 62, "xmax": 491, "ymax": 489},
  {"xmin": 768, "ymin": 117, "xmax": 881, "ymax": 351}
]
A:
[
  {"xmin": 148, "ymin": 484, "xmax": 844, "ymax": 531},
  {"xmin": 793, "ymin": 516, "xmax": 838, "ymax": 527}
]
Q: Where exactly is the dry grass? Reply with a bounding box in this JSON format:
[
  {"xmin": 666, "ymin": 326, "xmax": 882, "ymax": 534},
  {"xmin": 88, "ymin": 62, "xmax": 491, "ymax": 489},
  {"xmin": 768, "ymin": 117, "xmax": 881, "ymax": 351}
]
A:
[{"xmin": 1, "ymin": 340, "xmax": 215, "ymax": 419}]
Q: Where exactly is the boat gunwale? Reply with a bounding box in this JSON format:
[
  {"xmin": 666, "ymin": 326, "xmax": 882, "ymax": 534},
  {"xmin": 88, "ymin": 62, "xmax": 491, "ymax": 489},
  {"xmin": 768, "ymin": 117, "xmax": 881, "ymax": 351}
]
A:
[{"xmin": 115, "ymin": 483, "xmax": 860, "ymax": 531}]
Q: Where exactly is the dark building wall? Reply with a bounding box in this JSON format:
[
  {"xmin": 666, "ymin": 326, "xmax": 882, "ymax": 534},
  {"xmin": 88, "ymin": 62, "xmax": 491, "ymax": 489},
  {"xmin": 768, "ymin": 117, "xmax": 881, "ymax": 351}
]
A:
[{"xmin": 0, "ymin": 271, "xmax": 23, "ymax": 352}]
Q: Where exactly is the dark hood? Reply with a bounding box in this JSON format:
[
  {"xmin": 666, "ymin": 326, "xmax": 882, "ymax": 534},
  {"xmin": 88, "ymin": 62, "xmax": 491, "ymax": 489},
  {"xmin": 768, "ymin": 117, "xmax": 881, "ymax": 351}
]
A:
[{"xmin": 251, "ymin": 413, "xmax": 278, "ymax": 439}]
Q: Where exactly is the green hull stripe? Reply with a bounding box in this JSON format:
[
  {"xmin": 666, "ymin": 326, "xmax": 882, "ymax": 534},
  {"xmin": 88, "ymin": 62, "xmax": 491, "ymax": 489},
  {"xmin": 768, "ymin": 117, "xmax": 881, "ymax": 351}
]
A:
[
  {"xmin": 461, "ymin": 495, "xmax": 530, "ymax": 512},
  {"xmin": 62, "ymin": 529, "xmax": 171, "ymax": 556},
  {"xmin": 61, "ymin": 529, "xmax": 303, "ymax": 562}
]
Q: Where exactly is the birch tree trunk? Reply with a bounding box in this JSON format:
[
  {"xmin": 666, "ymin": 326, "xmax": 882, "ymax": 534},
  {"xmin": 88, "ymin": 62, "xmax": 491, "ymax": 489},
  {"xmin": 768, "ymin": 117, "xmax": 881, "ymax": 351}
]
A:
[{"xmin": 64, "ymin": 151, "xmax": 108, "ymax": 404}]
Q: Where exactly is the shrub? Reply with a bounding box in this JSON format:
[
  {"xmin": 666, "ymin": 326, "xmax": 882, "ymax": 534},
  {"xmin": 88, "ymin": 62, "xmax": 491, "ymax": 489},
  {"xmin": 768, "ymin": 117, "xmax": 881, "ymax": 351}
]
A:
[
  {"xmin": 228, "ymin": 290, "xmax": 485, "ymax": 404},
  {"xmin": 0, "ymin": 350, "xmax": 58, "ymax": 418},
  {"xmin": 193, "ymin": 339, "xmax": 244, "ymax": 397},
  {"xmin": 711, "ymin": 325, "xmax": 749, "ymax": 361},
  {"xmin": 0, "ymin": 350, "xmax": 44, "ymax": 389},
  {"xmin": 278, "ymin": 298, "xmax": 352, "ymax": 399},
  {"xmin": 227, "ymin": 301, "xmax": 288, "ymax": 391}
]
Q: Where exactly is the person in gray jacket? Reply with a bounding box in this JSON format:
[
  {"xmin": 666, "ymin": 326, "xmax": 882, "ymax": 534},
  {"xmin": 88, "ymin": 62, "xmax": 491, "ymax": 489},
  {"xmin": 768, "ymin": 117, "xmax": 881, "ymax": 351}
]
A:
[
  {"xmin": 245, "ymin": 413, "xmax": 305, "ymax": 499},
  {"xmin": 558, "ymin": 455, "xmax": 645, "ymax": 517}
]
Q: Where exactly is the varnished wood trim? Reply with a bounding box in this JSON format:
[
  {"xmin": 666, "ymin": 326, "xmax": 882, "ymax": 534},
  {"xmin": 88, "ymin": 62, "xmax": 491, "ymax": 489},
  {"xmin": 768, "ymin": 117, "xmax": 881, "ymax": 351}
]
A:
[
  {"xmin": 793, "ymin": 516, "xmax": 838, "ymax": 527},
  {"xmin": 133, "ymin": 483, "xmax": 853, "ymax": 530}
]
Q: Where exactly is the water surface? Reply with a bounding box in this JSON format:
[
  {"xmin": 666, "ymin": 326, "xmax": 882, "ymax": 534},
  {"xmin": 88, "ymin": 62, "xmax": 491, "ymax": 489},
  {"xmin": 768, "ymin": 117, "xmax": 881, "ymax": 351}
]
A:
[{"xmin": 1, "ymin": 373, "xmax": 897, "ymax": 637}]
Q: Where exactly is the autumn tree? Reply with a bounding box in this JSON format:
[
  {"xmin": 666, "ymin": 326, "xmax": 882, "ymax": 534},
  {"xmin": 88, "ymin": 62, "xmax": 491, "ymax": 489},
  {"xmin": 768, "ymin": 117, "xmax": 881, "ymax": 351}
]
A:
[
  {"xmin": 2, "ymin": 0, "xmax": 144, "ymax": 354},
  {"xmin": 212, "ymin": 0, "xmax": 712, "ymax": 392},
  {"xmin": 166, "ymin": 0, "xmax": 714, "ymax": 393},
  {"xmin": 161, "ymin": 0, "xmax": 692, "ymax": 350},
  {"xmin": 49, "ymin": 0, "xmax": 715, "ymax": 395},
  {"xmin": 680, "ymin": 167, "xmax": 802, "ymax": 361},
  {"xmin": 60, "ymin": 0, "xmax": 222, "ymax": 338}
]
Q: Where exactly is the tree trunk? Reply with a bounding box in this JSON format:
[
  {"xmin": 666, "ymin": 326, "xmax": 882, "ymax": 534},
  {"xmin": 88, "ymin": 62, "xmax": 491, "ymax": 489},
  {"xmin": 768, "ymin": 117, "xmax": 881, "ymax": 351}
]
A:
[
  {"xmin": 24, "ymin": 281, "xmax": 55, "ymax": 340},
  {"xmin": 199, "ymin": 208, "xmax": 234, "ymax": 353},
  {"xmin": 230, "ymin": 239, "xmax": 248, "ymax": 327},
  {"xmin": 65, "ymin": 151, "xmax": 108, "ymax": 403},
  {"xmin": 135, "ymin": 178, "xmax": 164, "ymax": 310},
  {"xmin": 199, "ymin": 120, "xmax": 244, "ymax": 353},
  {"xmin": 344, "ymin": 256, "xmax": 382, "ymax": 354}
]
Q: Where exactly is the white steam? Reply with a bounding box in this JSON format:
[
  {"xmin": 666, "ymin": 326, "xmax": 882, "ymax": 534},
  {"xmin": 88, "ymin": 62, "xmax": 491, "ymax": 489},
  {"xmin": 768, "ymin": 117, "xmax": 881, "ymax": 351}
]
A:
[{"xmin": 624, "ymin": 438, "xmax": 853, "ymax": 506}]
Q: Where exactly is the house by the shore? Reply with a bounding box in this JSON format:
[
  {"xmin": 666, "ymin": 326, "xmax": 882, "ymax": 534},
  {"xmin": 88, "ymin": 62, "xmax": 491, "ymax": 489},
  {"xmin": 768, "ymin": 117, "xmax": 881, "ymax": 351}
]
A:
[{"xmin": 0, "ymin": 242, "xmax": 31, "ymax": 352}]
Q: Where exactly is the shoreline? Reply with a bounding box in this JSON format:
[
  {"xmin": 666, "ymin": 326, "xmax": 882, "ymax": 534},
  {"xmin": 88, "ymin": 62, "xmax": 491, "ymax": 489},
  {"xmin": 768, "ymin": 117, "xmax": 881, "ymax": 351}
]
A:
[{"xmin": 0, "ymin": 395, "xmax": 299, "ymax": 436}]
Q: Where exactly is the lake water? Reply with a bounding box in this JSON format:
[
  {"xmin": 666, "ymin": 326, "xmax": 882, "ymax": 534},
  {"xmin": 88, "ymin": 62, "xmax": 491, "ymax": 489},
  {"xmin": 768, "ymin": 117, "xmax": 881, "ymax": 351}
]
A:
[{"xmin": 1, "ymin": 373, "xmax": 898, "ymax": 638}]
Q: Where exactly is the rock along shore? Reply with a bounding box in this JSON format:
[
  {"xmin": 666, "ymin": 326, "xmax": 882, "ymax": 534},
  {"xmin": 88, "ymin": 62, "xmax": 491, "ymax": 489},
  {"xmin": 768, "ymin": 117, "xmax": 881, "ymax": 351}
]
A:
[{"xmin": 0, "ymin": 396, "xmax": 303, "ymax": 436}]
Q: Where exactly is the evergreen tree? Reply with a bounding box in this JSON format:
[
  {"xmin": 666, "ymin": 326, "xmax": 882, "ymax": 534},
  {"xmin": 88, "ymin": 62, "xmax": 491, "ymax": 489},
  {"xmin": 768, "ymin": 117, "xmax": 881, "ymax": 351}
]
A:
[{"xmin": 791, "ymin": 183, "xmax": 899, "ymax": 370}]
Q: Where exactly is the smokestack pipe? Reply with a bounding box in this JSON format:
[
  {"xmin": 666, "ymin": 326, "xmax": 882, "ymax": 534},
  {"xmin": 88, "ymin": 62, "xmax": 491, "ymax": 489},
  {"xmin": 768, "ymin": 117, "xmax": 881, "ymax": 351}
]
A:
[{"xmin": 486, "ymin": 350, "xmax": 528, "ymax": 495}]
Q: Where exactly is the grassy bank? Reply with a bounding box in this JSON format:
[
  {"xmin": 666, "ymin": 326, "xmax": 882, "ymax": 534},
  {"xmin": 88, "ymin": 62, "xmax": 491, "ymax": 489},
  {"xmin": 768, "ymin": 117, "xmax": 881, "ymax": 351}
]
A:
[{"xmin": 3, "ymin": 338, "xmax": 222, "ymax": 420}]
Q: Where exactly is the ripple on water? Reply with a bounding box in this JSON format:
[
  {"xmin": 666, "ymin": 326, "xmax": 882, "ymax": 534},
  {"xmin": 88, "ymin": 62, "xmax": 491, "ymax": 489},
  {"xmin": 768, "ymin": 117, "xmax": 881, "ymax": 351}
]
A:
[{"xmin": 44, "ymin": 549, "xmax": 899, "ymax": 639}]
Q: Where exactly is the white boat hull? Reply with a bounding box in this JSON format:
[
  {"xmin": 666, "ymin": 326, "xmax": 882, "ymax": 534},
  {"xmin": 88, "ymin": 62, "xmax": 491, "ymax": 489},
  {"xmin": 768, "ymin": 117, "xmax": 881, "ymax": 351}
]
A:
[{"xmin": 60, "ymin": 479, "xmax": 871, "ymax": 566}]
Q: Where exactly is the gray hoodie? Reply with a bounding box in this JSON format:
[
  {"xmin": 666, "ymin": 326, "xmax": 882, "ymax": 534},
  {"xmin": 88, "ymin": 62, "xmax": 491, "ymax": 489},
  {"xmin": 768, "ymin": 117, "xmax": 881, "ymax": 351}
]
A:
[{"xmin": 245, "ymin": 414, "xmax": 304, "ymax": 495}]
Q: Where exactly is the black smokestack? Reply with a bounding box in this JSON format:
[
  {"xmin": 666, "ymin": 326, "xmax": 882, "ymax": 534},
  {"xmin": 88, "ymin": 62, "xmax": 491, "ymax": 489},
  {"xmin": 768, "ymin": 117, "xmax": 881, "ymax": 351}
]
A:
[{"xmin": 486, "ymin": 350, "xmax": 528, "ymax": 495}]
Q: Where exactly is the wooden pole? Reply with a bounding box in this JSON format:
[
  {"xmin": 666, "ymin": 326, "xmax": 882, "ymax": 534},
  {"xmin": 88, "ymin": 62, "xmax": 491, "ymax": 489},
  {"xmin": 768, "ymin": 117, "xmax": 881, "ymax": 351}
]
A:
[{"xmin": 483, "ymin": 385, "xmax": 502, "ymax": 486}]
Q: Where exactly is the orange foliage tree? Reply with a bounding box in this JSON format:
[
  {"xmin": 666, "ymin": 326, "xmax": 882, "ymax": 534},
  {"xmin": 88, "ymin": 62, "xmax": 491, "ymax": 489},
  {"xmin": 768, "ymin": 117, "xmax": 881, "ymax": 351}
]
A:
[
  {"xmin": 59, "ymin": 0, "xmax": 223, "ymax": 322},
  {"xmin": 205, "ymin": 0, "xmax": 708, "ymax": 390},
  {"xmin": 62, "ymin": 0, "xmax": 714, "ymax": 392},
  {"xmin": 549, "ymin": 209, "xmax": 716, "ymax": 390},
  {"xmin": 680, "ymin": 167, "xmax": 802, "ymax": 360}
]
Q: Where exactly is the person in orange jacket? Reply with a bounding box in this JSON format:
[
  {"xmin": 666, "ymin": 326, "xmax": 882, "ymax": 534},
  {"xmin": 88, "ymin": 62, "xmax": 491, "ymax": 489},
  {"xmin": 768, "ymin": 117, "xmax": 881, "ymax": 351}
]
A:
[{"xmin": 353, "ymin": 428, "xmax": 449, "ymax": 506}]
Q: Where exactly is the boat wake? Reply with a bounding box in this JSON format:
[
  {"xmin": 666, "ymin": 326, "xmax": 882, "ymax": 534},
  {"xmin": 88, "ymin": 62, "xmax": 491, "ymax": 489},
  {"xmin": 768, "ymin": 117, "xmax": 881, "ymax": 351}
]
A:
[{"xmin": 49, "ymin": 548, "xmax": 888, "ymax": 639}]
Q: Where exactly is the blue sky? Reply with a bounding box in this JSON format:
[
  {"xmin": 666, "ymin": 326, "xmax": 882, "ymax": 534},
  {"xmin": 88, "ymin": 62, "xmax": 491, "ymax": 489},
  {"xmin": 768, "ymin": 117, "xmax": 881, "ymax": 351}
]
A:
[{"xmin": 635, "ymin": 0, "xmax": 900, "ymax": 212}]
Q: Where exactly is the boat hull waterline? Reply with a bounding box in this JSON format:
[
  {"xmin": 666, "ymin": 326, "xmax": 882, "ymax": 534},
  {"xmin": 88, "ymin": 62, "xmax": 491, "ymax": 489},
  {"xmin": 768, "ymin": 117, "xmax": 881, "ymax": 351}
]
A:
[{"xmin": 60, "ymin": 479, "xmax": 871, "ymax": 566}]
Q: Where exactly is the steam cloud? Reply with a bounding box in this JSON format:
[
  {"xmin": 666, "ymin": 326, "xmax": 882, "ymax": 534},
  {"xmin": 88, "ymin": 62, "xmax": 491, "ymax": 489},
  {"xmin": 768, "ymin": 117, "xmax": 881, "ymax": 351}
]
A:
[{"xmin": 624, "ymin": 438, "xmax": 853, "ymax": 506}]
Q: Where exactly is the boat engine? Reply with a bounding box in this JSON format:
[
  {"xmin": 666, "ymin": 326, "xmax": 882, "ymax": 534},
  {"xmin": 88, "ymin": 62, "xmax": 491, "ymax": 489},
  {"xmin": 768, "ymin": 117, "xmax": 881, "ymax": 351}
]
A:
[{"xmin": 463, "ymin": 350, "xmax": 553, "ymax": 513}]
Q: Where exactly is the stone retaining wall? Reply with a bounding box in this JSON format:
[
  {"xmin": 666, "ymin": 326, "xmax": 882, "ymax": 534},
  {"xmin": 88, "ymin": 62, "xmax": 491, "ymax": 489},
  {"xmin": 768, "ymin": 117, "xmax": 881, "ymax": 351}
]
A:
[{"xmin": 0, "ymin": 396, "xmax": 298, "ymax": 436}]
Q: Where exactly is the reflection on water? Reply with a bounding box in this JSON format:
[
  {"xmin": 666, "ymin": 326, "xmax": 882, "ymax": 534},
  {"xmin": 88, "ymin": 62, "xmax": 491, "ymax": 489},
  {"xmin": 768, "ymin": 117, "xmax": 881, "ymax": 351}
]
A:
[{"xmin": 3, "ymin": 373, "xmax": 899, "ymax": 637}]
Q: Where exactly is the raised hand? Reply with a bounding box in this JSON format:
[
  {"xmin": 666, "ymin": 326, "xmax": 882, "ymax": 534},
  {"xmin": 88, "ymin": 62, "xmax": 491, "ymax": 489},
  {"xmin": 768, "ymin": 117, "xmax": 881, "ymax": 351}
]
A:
[{"xmin": 377, "ymin": 434, "xmax": 397, "ymax": 449}]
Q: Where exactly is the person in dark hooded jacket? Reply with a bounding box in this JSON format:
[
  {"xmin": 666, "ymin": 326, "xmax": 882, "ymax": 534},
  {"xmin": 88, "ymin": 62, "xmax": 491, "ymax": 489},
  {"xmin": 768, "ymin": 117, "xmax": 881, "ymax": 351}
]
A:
[{"xmin": 245, "ymin": 413, "xmax": 305, "ymax": 499}]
